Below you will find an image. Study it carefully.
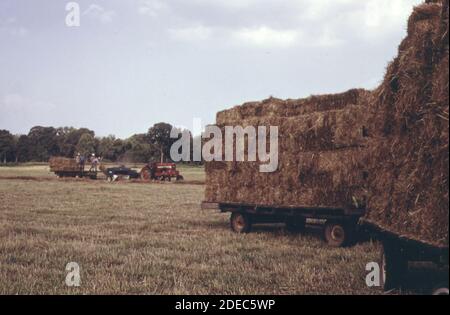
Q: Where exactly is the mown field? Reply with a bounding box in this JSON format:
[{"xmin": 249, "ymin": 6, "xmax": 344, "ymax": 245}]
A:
[{"xmin": 0, "ymin": 165, "xmax": 440, "ymax": 295}]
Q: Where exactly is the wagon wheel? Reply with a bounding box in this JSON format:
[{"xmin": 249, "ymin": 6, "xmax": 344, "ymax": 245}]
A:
[
  {"xmin": 230, "ymin": 212, "xmax": 252, "ymax": 234},
  {"xmin": 140, "ymin": 167, "xmax": 151, "ymax": 181},
  {"xmin": 380, "ymin": 241, "xmax": 408, "ymax": 291},
  {"xmin": 324, "ymin": 222, "xmax": 348, "ymax": 247},
  {"xmin": 432, "ymin": 286, "xmax": 449, "ymax": 295}
]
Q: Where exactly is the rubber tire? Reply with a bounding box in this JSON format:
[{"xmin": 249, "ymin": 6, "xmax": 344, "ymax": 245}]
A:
[
  {"xmin": 432, "ymin": 287, "xmax": 449, "ymax": 295},
  {"xmin": 380, "ymin": 242, "xmax": 408, "ymax": 291},
  {"xmin": 140, "ymin": 168, "xmax": 151, "ymax": 181},
  {"xmin": 230, "ymin": 213, "xmax": 252, "ymax": 234},
  {"xmin": 324, "ymin": 222, "xmax": 348, "ymax": 247}
]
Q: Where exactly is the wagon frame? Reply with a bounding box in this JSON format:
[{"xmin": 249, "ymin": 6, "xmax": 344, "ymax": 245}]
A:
[
  {"xmin": 360, "ymin": 219, "xmax": 449, "ymax": 294},
  {"xmin": 202, "ymin": 201, "xmax": 366, "ymax": 247},
  {"xmin": 54, "ymin": 170, "xmax": 98, "ymax": 180}
]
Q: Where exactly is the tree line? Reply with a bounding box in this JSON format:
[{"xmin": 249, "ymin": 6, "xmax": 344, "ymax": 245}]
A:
[{"xmin": 0, "ymin": 123, "xmax": 197, "ymax": 164}]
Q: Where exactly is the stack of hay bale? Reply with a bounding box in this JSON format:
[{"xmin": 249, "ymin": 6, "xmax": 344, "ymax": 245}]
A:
[
  {"xmin": 49, "ymin": 157, "xmax": 79, "ymax": 172},
  {"xmin": 205, "ymin": 0, "xmax": 448, "ymax": 248},
  {"xmin": 205, "ymin": 89, "xmax": 371, "ymax": 209},
  {"xmin": 364, "ymin": 0, "xmax": 449, "ymax": 247}
]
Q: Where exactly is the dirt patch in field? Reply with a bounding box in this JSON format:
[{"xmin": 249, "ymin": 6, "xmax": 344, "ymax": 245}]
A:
[
  {"xmin": 0, "ymin": 176, "xmax": 205, "ymax": 186},
  {"xmin": 0, "ymin": 176, "xmax": 99, "ymax": 184}
]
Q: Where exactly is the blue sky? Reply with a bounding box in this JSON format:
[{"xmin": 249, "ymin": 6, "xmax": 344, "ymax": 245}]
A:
[{"xmin": 0, "ymin": 0, "xmax": 422, "ymax": 138}]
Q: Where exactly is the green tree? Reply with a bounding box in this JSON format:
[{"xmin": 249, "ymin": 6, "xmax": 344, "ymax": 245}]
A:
[
  {"xmin": 15, "ymin": 135, "xmax": 30, "ymax": 162},
  {"xmin": 0, "ymin": 130, "xmax": 15, "ymax": 163},
  {"xmin": 111, "ymin": 138, "xmax": 131, "ymax": 162},
  {"xmin": 76, "ymin": 133, "xmax": 97, "ymax": 156},
  {"xmin": 27, "ymin": 126, "xmax": 59, "ymax": 161},
  {"xmin": 147, "ymin": 122, "xmax": 175, "ymax": 163},
  {"xmin": 98, "ymin": 135, "xmax": 117, "ymax": 161},
  {"xmin": 57, "ymin": 127, "xmax": 95, "ymax": 158},
  {"xmin": 124, "ymin": 134, "xmax": 153, "ymax": 163}
]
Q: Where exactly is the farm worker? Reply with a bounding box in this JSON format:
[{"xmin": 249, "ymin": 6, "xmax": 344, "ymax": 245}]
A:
[
  {"xmin": 79, "ymin": 155, "xmax": 86, "ymax": 172},
  {"xmin": 91, "ymin": 155, "xmax": 99, "ymax": 172},
  {"xmin": 150, "ymin": 162, "xmax": 156, "ymax": 180},
  {"xmin": 92, "ymin": 157, "xmax": 99, "ymax": 172},
  {"xmin": 75, "ymin": 153, "xmax": 81, "ymax": 164}
]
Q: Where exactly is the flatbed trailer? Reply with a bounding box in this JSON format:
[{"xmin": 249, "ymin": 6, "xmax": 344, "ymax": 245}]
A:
[
  {"xmin": 202, "ymin": 201, "xmax": 366, "ymax": 247},
  {"xmin": 361, "ymin": 219, "xmax": 449, "ymax": 294},
  {"xmin": 54, "ymin": 170, "xmax": 98, "ymax": 180}
]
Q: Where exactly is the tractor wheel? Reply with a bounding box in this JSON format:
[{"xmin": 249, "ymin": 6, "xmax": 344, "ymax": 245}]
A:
[
  {"xmin": 432, "ymin": 286, "xmax": 449, "ymax": 295},
  {"xmin": 380, "ymin": 242, "xmax": 408, "ymax": 291},
  {"xmin": 176, "ymin": 175, "xmax": 184, "ymax": 181},
  {"xmin": 140, "ymin": 167, "xmax": 151, "ymax": 181},
  {"xmin": 324, "ymin": 222, "xmax": 349, "ymax": 247},
  {"xmin": 286, "ymin": 218, "xmax": 306, "ymax": 232},
  {"xmin": 230, "ymin": 213, "xmax": 252, "ymax": 234}
]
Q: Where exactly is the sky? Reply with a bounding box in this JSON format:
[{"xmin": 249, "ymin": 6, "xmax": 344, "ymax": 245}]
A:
[{"xmin": 0, "ymin": 0, "xmax": 423, "ymax": 138}]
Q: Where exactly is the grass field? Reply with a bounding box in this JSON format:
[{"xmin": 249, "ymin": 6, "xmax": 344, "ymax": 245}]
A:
[{"xmin": 0, "ymin": 165, "xmax": 443, "ymax": 295}]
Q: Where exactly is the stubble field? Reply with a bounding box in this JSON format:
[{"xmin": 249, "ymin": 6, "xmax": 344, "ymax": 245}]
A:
[{"xmin": 0, "ymin": 164, "xmax": 388, "ymax": 295}]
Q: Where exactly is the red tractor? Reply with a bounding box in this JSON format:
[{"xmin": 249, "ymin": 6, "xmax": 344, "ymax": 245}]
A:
[{"xmin": 140, "ymin": 163, "xmax": 184, "ymax": 181}]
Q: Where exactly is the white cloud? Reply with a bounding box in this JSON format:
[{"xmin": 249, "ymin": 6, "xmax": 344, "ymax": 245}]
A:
[
  {"xmin": 362, "ymin": 0, "xmax": 420, "ymax": 34},
  {"xmin": 0, "ymin": 17, "xmax": 28, "ymax": 37},
  {"xmin": 1, "ymin": 94, "xmax": 56, "ymax": 112},
  {"xmin": 313, "ymin": 27, "xmax": 344, "ymax": 47},
  {"xmin": 0, "ymin": 94, "xmax": 59, "ymax": 129},
  {"xmin": 233, "ymin": 26, "xmax": 300, "ymax": 48},
  {"xmin": 83, "ymin": 4, "xmax": 116, "ymax": 24},
  {"xmin": 169, "ymin": 25, "xmax": 213, "ymax": 42},
  {"xmin": 300, "ymin": 0, "xmax": 422, "ymax": 40},
  {"xmin": 138, "ymin": 0, "xmax": 169, "ymax": 17},
  {"xmin": 187, "ymin": 0, "xmax": 264, "ymax": 9}
]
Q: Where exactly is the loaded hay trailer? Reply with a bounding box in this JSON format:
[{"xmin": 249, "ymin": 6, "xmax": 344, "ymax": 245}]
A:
[
  {"xmin": 49, "ymin": 157, "xmax": 98, "ymax": 179},
  {"xmin": 360, "ymin": 0, "xmax": 449, "ymax": 293},
  {"xmin": 203, "ymin": 89, "xmax": 371, "ymax": 248}
]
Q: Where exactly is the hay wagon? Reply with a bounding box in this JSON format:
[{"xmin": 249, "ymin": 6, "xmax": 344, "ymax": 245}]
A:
[
  {"xmin": 202, "ymin": 201, "xmax": 365, "ymax": 247},
  {"xmin": 203, "ymin": 90, "xmax": 370, "ymax": 248},
  {"xmin": 361, "ymin": 220, "xmax": 449, "ymax": 294},
  {"xmin": 49, "ymin": 157, "xmax": 98, "ymax": 179}
]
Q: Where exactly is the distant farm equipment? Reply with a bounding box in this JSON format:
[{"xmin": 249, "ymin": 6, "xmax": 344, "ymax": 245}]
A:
[
  {"xmin": 102, "ymin": 165, "xmax": 140, "ymax": 182},
  {"xmin": 49, "ymin": 157, "xmax": 184, "ymax": 183},
  {"xmin": 49, "ymin": 157, "xmax": 97, "ymax": 179},
  {"xmin": 140, "ymin": 163, "xmax": 184, "ymax": 181}
]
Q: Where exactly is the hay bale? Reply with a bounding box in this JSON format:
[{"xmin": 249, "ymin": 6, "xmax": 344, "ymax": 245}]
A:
[
  {"xmin": 364, "ymin": 1, "xmax": 449, "ymax": 247},
  {"xmin": 217, "ymin": 89, "xmax": 370, "ymax": 125},
  {"xmin": 206, "ymin": 148, "xmax": 368, "ymax": 208},
  {"xmin": 205, "ymin": 90, "xmax": 369, "ymax": 210},
  {"xmin": 49, "ymin": 157, "xmax": 79, "ymax": 172}
]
